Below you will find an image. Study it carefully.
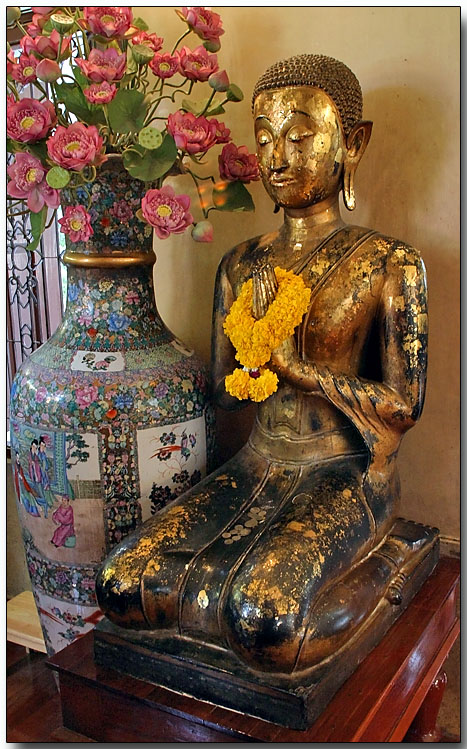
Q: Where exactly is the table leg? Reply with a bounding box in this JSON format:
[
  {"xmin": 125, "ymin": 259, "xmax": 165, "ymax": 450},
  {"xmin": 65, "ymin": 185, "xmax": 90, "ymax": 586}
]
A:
[{"xmin": 404, "ymin": 670, "xmax": 457, "ymax": 742}]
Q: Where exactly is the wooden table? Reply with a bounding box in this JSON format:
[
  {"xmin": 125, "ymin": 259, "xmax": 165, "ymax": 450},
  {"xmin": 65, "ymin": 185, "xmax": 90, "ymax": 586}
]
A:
[
  {"xmin": 47, "ymin": 557, "xmax": 459, "ymax": 743},
  {"xmin": 7, "ymin": 591, "xmax": 47, "ymax": 653}
]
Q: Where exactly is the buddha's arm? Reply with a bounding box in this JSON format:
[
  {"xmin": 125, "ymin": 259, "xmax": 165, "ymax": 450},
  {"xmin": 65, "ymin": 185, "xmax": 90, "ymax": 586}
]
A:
[
  {"xmin": 271, "ymin": 247, "xmax": 428, "ymax": 473},
  {"xmin": 211, "ymin": 256, "xmax": 249, "ymax": 411}
]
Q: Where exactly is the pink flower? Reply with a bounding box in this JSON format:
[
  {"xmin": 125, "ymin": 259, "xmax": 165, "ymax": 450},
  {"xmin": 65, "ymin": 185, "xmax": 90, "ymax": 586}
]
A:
[
  {"xmin": 11, "ymin": 53, "xmax": 38, "ymax": 84},
  {"xmin": 208, "ymin": 69, "xmax": 229, "ymax": 92},
  {"xmin": 36, "ymin": 58, "xmax": 61, "ymax": 82},
  {"xmin": 83, "ymin": 82, "xmax": 117, "ymax": 104},
  {"xmin": 7, "ymin": 97, "xmax": 57, "ymax": 143},
  {"xmin": 26, "ymin": 13, "xmax": 50, "ymax": 37},
  {"xmin": 213, "ymin": 120, "xmax": 231, "ymax": 144},
  {"xmin": 7, "ymin": 153, "xmax": 60, "ymax": 212},
  {"xmin": 149, "ymin": 52, "xmax": 179, "ymax": 80},
  {"xmin": 83, "ymin": 7, "xmax": 133, "ymax": 39},
  {"xmin": 132, "ymin": 31, "xmax": 163, "ymax": 52},
  {"xmin": 21, "ymin": 30, "xmax": 71, "ymax": 60},
  {"xmin": 7, "ymin": 51, "xmax": 15, "ymax": 75},
  {"xmin": 35, "ymin": 386, "xmax": 47, "ymax": 402},
  {"xmin": 176, "ymin": 45, "xmax": 218, "ymax": 82},
  {"xmin": 75, "ymin": 384, "xmax": 99, "ymax": 410},
  {"xmin": 109, "ymin": 200, "xmax": 133, "ymax": 222},
  {"xmin": 219, "ymin": 144, "xmax": 260, "ymax": 183},
  {"xmin": 76, "ymin": 48, "xmax": 126, "ymax": 83},
  {"xmin": 31, "ymin": 7, "xmax": 54, "ymax": 14},
  {"xmin": 47, "ymin": 123, "xmax": 107, "ymax": 171},
  {"xmin": 179, "ymin": 7, "xmax": 224, "ymax": 44},
  {"xmin": 167, "ymin": 111, "xmax": 218, "ymax": 154},
  {"xmin": 141, "ymin": 186, "xmax": 193, "ymax": 240},
  {"xmin": 58, "ymin": 205, "xmax": 94, "ymax": 243},
  {"xmin": 125, "ymin": 291, "xmax": 140, "ymax": 304}
]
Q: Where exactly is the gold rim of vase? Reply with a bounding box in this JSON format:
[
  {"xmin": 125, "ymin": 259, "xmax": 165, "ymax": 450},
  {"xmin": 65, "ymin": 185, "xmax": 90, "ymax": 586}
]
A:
[{"xmin": 62, "ymin": 251, "xmax": 156, "ymax": 268}]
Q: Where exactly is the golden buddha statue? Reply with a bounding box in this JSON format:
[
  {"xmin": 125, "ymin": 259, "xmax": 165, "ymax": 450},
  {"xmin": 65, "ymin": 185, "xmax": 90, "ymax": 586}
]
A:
[{"xmin": 95, "ymin": 54, "xmax": 439, "ymax": 728}]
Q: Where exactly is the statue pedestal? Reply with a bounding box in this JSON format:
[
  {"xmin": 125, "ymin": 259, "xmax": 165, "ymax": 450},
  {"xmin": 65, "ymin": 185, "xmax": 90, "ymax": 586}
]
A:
[{"xmin": 47, "ymin": 557, "xmax": 459, "ymax": 742}]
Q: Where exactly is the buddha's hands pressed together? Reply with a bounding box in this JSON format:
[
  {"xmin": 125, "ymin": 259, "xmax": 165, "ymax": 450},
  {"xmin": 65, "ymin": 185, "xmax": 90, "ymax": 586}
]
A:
[{"xmin": 252, "ymin": 263, "xmax": 277, "ymax": 320}]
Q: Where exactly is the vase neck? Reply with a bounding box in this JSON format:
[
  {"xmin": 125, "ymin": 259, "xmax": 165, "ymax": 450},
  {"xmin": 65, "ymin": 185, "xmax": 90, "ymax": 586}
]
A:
[
  {"xmin": 54, "ymin": 263, "xmax": 168, "ymax": 352},
  {"xmin": 61, "ymin": 156, "xmax": 154, "ymax": 262}
]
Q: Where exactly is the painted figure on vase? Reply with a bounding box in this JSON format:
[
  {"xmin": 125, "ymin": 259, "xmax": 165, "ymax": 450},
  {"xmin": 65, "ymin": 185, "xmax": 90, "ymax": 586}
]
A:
[
  {"xmin": 51, "ymin": 496, "xmax": 75, "ymax": 548},
  {"xmin": 14, "ymin": 451, "xmax": 40, "ymax": 517},
  {"xmin": 96, "ymin": 55, "xmax": 437, "ymax": 683},
  {"xmin": 28, "ymin": 439, "xmax": 54, "ymax": 518}
]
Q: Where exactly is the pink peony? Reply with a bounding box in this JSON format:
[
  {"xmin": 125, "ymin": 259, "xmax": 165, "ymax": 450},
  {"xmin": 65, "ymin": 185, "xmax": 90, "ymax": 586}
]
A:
[
  {"xmin": 58, "ymin": 205, "xmax": 94, "ymax": 243},
  {"xmin": 83, "ymin": 7, "xmax": 133, "ymax": 39},
  {"xmin": 7, "ymin": 97, "xmax": 57, "ymax": 143},
  {"xmin": 208, "ymin": 69, "xmax": 229, "ymax": 92},
  {"xmin": 26, "ymin": 13, "xmax": 50, "ymax": 37},
  {"xmin": 47, "ymin": 123, "xmax": 107, "ymax": 171},
  {"xmin": 167, "ymin": 111, "xmax": 218, "ymax": 154},
  {"xmin": 218, "ymin": 143, "xmax": 260, "ymax": 183},
  {"xmin": 31, "ymin": 7, "xmax": 54, "ymax": 14},
  {"xmin": 149, "ymin": 52, "xmax": 179, "ymax": 79},
  {"xmin": 76, "ymin": 48, "xmax": 126, "ymax": 83},
  {"xmin": 21, "ymin": 30, "xmax": 71, "ymax": 60},
  {"xmin": 132, "ymin": 31, "xmax": 164, "ymax": 52},
  {"xmin": 179, "ymin": 7, "xmax": 224, "ymax": 44},
  {"xmin": 141, "ymin": 186, "xmax": 193, "ymax": 240},
  {"xmin": 75, "ymin": 384, "xmax": 99, "ymax": 410},
  {"xmin": 213, "ymin": 120, "xmax": 231, "ymax": 144},
  {"xmin": 176, "ymin": 45, "xmax": 218, "ymax": 82},
  {"xmin": 7, "ymin": 153, "xmax": 60, "ymax": 213},
  {"xmin": 83, "ymin": 81, "xmax": 117, "ymax": 104},
  {"xmin": 11, "ymin": 53, "xmax": 38, "ymax": 84}
]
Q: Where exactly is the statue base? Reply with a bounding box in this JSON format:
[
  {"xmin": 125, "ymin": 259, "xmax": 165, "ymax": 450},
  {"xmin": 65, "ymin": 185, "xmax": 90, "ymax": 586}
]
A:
[{"xmin": 94, "ymin": 519, "xmax": 439, "ymax": 730}]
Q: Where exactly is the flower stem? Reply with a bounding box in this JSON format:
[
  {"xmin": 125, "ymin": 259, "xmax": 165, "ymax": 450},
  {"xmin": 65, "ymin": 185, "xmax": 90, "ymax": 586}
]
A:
[
  {"xmin": 171, "ymin": 28, "xmax": 191, "ymax": 55},
  {"xmin": 187, "ymin": 170, "xmax": 209, "ymax": 219}
]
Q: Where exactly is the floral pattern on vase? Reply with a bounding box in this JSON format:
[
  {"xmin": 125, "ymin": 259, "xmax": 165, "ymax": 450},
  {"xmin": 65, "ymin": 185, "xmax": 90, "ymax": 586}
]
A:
[{"xmin": 10, "ymin": 158, "xmax": 213, "ymax": 654}]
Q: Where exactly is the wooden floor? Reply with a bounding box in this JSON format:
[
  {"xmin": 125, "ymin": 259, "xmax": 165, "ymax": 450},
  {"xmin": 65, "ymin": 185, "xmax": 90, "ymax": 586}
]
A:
[{"xmin": 7, "ymin": 642, "xmax": 94, "ymax": 742}]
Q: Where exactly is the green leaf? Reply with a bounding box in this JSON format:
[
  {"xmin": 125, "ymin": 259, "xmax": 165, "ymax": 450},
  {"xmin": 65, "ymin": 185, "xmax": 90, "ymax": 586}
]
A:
[
  {"xmin": 26, "ymin": 206, "xmax": 48, "ymax": 252},
  {"xmin": 7, "ymin": 138, "xmax": 20, "ymax": 155},
  {"xmin": 55, "ymin": 82, "xmax": 105, "ymax": 126},
  {"xmin": 27, "ymin": 140, "xmax": 49, "ymax": 164},
  {"xmin": 132, "ymin": 17, "xmax": 149, "ymax": 31},
  {"xmin": 71, "ymin": 66, "xmax": 89, "ymax": 90},
  {"xmin": 206, "ymin": 104, "xmax": 225, "ymax": 116},
  {"xmin": 212, "ymin": 181, "xmax": 255, "ymax": 212},
  {"xmin": 122, "ymin": 135, "xmax": 178, "ymax": 181},
  {"xmin": 108, "ymin": 89, "xmax": 147, "ymax": 133}
]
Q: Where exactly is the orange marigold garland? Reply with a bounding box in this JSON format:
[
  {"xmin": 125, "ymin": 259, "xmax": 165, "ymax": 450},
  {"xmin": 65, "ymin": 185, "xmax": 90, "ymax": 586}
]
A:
[{"xmin": 223, "ymin": 267, "xmax": 311, "ymax": 402}]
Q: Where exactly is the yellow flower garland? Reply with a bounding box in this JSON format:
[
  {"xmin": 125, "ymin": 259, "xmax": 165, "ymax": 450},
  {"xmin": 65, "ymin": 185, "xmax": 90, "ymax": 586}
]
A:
[{"xmin": 223, "ymin": 267, "xmax": 311, "ymax": 402}]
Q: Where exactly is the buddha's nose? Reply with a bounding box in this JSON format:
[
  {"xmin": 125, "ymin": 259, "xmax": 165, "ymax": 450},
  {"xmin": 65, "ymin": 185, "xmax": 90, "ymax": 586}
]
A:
[{"xmin": 271, "ymin": 140, "xmax": 288, "ymax": 171}]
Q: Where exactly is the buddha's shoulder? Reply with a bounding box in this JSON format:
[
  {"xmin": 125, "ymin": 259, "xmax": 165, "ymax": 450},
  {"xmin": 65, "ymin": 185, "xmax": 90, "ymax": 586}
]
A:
[
  {"xmin": 217, "ymin": 231, "xmax": 278, "ymax": 278},
  {"xmin": 360, "ymin": 228, "xmax": 425, "ymax": 271}
]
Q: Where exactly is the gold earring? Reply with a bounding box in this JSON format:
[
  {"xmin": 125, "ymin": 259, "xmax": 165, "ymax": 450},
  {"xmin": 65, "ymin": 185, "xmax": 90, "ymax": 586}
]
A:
[{"xmin": 343, "ymin": 166, "xmax": 356, "ymax": 211}]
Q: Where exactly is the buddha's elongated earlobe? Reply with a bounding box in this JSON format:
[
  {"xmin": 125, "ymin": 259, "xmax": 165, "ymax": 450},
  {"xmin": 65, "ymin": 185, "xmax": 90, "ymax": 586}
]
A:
[{"xmin": 342, "ymin": 120, "xmax": 372, "ymax": 211}]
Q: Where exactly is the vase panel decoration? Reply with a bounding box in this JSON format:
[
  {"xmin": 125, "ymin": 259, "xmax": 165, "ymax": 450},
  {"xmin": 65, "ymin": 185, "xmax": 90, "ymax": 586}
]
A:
[{"xmin": 10, "ymin": 158, "xmax": 213, "ymax": 654}]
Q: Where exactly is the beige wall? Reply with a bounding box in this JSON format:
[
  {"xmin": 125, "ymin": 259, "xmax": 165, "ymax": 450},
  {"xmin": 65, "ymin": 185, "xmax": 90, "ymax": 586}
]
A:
[{"xmin": 137, "ymin": 7, "xmax": 460, "ymax": 538}]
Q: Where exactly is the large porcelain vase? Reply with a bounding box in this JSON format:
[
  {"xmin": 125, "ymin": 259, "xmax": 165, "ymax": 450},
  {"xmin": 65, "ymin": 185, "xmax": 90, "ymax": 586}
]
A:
[{"xmin": 9, "ymin": 157, "xmax": 212, "ymax": 654}]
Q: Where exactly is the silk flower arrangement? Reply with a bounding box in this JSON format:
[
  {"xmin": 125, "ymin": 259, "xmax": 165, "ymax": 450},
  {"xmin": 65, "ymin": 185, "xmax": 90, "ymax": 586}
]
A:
[{"xmin": 6, "ymin": 5, "xmax": 260, "ymax": 251}]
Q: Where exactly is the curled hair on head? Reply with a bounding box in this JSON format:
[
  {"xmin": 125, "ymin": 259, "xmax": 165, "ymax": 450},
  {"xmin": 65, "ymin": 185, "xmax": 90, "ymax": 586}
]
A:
[{"xmin": 252, "ymin": 54, "xmax": 363, "ymax": 138}]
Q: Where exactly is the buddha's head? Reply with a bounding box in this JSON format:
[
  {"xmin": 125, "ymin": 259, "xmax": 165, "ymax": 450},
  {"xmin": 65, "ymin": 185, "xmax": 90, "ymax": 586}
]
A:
[{"xmin": 252, "ymin": 54, "xmax": 372, "ymax": 211}]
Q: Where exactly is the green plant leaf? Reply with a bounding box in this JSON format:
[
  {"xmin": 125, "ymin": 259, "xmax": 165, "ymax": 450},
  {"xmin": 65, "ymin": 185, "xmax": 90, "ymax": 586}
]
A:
[
  {"xmin": 181, "ymin": 97, "xmax": 224, "ymax": 117},
  {"xmin": 55, "ymin": 82, "xmax": 105, "ymax": 125},
  {"xmin": 206, "ymin": 103, "xmax": 225, "ymax": 116},
  {"xmin": 122, "ymin": 135, "xmax": 178, "ymax": 181},
  {"xmin": 212, "ymin": 181, "xmax": 255, "ymax": 212},
  {"xmin": 132, "ymin": 17, "xmax": 149, "ymax": 30},
  {"xmin": 108, "ymin": 89, "xmax": 147, "ymax": 133},
  {"xmin": 26, "ymin": 205, "xmax": 48, "ymax": 252},
  {"xmin": 7, "ymin": 137, "xmax": 20, "ymax": 155},
  {"xmin": 27, "ymin": 140, "xmax": 49, "ymax": 164},
  {"xmin": 71, "ymin": 66, "xmax": 89, "ymax": 90}
]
